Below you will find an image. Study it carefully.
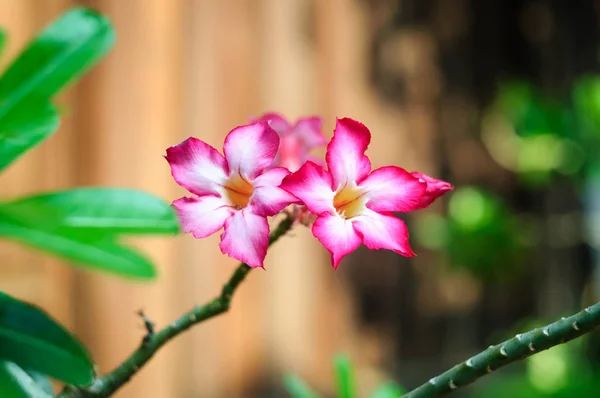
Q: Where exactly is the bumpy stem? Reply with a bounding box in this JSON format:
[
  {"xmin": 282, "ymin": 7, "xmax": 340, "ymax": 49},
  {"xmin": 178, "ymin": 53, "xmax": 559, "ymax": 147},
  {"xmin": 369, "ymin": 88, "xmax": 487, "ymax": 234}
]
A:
[
  {"xmin": 402, "ymin": 301, "xmax": 600, "ymax": 397},
  {"xmin": 59, "ymin": 216, "xmax": 294, "ymax": 398}
]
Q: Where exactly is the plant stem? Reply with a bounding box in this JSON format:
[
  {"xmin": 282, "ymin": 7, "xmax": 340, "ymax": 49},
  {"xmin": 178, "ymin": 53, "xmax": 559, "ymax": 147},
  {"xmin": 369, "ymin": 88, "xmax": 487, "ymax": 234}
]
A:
[
  {"xmin": 59, "ymin": 216, "xmax": 295, "ymax": 398},
  {"xmin": 401, "ymin": 301, "xmax": 600, "ymax": 397}
]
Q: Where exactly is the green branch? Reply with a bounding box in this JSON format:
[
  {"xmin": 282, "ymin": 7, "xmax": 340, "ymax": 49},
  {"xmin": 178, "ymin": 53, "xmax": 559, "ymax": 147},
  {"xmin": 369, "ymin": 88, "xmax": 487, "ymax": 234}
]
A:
[
  {"xmin": 59, "ymin": 213, "xmax": 600, "ymax": 398},
  {"xmin": 402, "ymin": 301, "xmax": 600, "ymax": 398},
  {"xmin": 59, "ymin": 216, "xmax": 295, "ymax": 398}
]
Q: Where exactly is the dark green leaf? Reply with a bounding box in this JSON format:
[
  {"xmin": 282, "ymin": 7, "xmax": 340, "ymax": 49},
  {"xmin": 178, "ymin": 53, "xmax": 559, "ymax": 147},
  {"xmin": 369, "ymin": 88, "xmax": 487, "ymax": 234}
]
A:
[
  {"xmin": 0, "ymin": 218, "xmax": 156, "ymax": 279},
  {"xmin": 283, "ymin": 374, "xmax": 321, "ymax": 398},
  {"xmin": 370, "ymin": 382, "xmax": 406, "ymax": 398},
  {"xmin": 0, "ymin": 291, "xmax": 94, "ymax": 386},
  {"xmin": 334, "ymin": 354, "xmax": 356, "ymax": 398},
  {"xmin": 0, "ymin": 103, "xmax": 59, "ymax": 172},
  {"xmin": 0, "ymin": 188, "xmax": 179, "ymax": 235},
  {"xmin": 0, "ymin": 8, "xmax": 115, "ymax": 119},
  {"xmin": 0, "ymin": 361, "xmax": 53, "ymax": 398}
]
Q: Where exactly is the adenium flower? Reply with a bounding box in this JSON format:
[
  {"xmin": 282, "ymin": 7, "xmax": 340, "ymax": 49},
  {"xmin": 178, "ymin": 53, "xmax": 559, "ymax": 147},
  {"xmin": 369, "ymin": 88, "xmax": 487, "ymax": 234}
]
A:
[
  {"xmin": 165, "ymin": 122, "xmax": 297, "ymax": 268},
  {"xmin": 280, "ymin": 118, "xmax": 453, "ymax": 269},
  {"xmin": 254, "ymin": 113, "xmax": 327, "ymax": 172}
]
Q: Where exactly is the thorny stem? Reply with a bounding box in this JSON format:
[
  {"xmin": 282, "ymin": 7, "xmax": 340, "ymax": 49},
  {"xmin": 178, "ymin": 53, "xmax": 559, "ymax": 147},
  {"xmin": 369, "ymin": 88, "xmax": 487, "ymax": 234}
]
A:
[
  {"xmin": 401, "ymin": 301, "xmax": 600, "ymax": 397},
  {"xmin": 59, "ymin": 216, "xmax": 295, "ymax": 398}
]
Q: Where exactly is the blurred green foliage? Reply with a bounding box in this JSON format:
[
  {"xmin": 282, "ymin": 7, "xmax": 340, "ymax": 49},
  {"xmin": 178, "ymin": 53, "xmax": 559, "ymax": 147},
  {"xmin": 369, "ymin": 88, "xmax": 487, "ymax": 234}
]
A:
[
  {"xmin": 415, "ymin": 74, "xmax": 600, "ymax": 282},
  {"xmin": 415, "ymin": 186, "xmax": 529, "ymax": 282},
  {"xmin": 484, "ymin": 78, "xmax": 600, "ymax": 184},
  {"xmin": 284, "ymin": 354, "xmax": 406, "ymax": 398}
]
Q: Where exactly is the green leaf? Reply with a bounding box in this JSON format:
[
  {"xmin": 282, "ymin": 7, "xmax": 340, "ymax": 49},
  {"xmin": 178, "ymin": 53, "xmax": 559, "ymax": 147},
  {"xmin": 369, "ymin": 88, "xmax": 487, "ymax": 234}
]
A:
[
  {"xmin": 0, "ymin": 291, "xmax": 94, "ymax": 386},
  {"xmin": 0, "ymin": 361, "xmax": 53, "ymax": 398},
  {"xmin": 334, "ymin": 354, "xmax": 356, "ymax": 398},
  {"xmin": 0, "ymin": 28, "xmax": 7, "ymax": 58},
  {"xmin": 0, "ymin": 188, "xmax": 179, "ymax": 235},
  {"xmin": 284, "ymin": 374, "xmax": 321, "ymax": 398},
  {"xmin": 0, "ymin": 188, "xmax": 173, "ymax": 278},
  {"xmin": 24, "ymin": 371, "xmax": 53, "ymax": 396},
  {"xmin": 0, "ymin": 218, "xmax": 156, "ymax": 279},
  {"xmin": 0, "ymin": 8, "xmax": 115, "ymax": 119},
  {"xmin": 370, "ymin": 382, "xmax": 406, "ymax": 398},
  {"xmin": 0, "ymin": 102, "xmax": 59, "ymax": 172},
  {"xmin": 0, "ymin": 8, "xmax": 114, "ymax": 172}
]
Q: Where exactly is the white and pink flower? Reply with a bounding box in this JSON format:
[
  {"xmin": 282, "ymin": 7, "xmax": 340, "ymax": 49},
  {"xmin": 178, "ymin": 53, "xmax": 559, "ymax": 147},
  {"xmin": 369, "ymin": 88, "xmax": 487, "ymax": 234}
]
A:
[
  {"xmin": 280, "ymin": 118, "xmax": 453, "ymax": 269},
  {"xmin": 165, "ymin": 122, "xmax": 297, "ymax": 268},
  {"xmin": 166, "ymin": 115, "xmax": 452, "ymax": 270},
  {"xmin": 254, "ymin": 113, "xmax": 327, "ymax": 172}
]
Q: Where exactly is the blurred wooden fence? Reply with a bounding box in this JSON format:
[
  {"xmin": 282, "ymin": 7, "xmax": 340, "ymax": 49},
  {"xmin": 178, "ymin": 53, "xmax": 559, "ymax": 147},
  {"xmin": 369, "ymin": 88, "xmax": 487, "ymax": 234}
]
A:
[{"xmin": 0, "ymin": 1, "xmax": 437, "ymax": 397}]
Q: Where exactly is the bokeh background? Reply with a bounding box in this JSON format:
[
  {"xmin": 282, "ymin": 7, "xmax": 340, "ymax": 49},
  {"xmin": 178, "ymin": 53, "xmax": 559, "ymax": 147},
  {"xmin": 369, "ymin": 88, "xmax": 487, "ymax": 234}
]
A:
[{"xmin": 2, "ymin": 0, "xmax": 600, "ymax": 397}]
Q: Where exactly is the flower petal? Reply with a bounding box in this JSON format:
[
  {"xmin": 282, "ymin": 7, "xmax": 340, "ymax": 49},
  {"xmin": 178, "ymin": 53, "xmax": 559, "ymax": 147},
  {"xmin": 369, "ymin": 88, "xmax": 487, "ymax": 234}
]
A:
[
  {"xmin": 293, "ymin": 116, "xmax": 327, "ymax": 148},
  {"xmin": 219, "ymin": 209, "xmax": 270, "ymax": 268},
  {"xmin": 165, "ymin": 137, "xmax": 229, "ymax": 196},
  {"xmin": 254, "ymin": 112, "xmax": 291, "ymax": 135},
  {"xmin": 277, "ymin": 134, "xmax": 305, "ymax": 172},
  {"xmin": 312, "ymin": 213, "xmax": 362, "ymax": 269},
  {"xmin": 223, "ymin": 122, "xmax": 279, "ymax": 180},
  {"xmin": 411, "ymin": 172, "xmax": 454, "ymax": 209},
  {"xmin": 280, "ymin": 161, "xmax": 335, "ymax": 215},
  {"xmin": 326, "ymin": 118, "xmax": 372, "ymax": 189},
  {"xmin": 251, "ymin": 167, "xmax": 299, "ymax": 217},
  {"xmin": 173, "ymin": 196, "xmax": 233, "ymax": 239},
  {"xmin": 353, "ymin": 209, "xmax": 415, "ymax": 257},
  {"xmin": 360, "ymin": 166, "xmax": 426, "ymax": 212}
]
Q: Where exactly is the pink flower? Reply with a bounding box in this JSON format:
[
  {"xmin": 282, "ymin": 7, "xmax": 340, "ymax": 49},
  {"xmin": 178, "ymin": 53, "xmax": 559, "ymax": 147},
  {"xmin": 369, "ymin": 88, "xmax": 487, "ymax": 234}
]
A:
[
  {"xmin": 411, "ymin": 172, "xmax": 454, "ymax": 209},
  {"xmin": 254, "ymin": 113, "xmax": 327, "ymax": 172},
  {"xmin": 280, "ymin": 118, "xmax": 453, "ymax": 269},
  {"xmin": 165, "ymin": 122, "xmax": 297, "ymax": 268}
]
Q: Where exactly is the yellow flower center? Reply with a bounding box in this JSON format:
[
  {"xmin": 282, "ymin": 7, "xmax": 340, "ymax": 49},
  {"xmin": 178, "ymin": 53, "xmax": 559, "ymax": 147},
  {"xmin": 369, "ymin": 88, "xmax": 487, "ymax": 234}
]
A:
[
  {"xmin": 224, "ymin": 174, "xmax": 254, "ymax": 209},
  {"xmin": 333, "ymin": 183, "xmax": 365, "ymax": 219}
]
